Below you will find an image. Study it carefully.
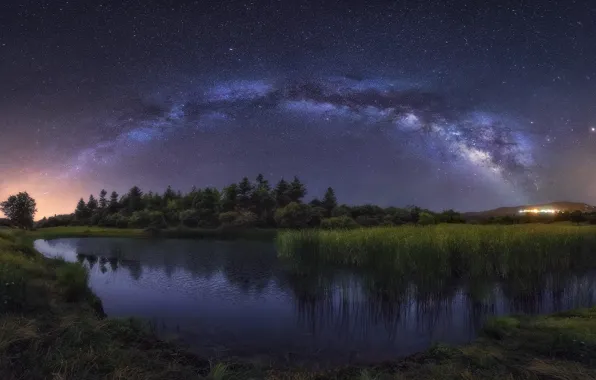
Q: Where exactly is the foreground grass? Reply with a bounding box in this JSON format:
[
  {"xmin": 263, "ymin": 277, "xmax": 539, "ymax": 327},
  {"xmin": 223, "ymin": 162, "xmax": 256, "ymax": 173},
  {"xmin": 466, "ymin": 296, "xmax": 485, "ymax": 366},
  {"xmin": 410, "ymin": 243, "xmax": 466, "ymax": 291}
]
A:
[
  {"xmin": 277, "ymin": 224, "xmax": 596, "ymax": 279},
  {"xmin": 32, "ymin": 226, "xmax": 277, "ymax": 241},
  {"xmin": 2, "ymin": 227, "xmax": 596, "ymax": 379}
]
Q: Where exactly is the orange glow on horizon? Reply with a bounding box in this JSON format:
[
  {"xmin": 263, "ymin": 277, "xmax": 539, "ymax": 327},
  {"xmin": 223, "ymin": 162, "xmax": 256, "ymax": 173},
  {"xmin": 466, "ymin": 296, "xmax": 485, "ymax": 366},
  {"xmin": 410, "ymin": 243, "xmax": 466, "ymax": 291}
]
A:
[{"xmin": 0, "ymin": 174, "xmax": 91, "ymax": 219}]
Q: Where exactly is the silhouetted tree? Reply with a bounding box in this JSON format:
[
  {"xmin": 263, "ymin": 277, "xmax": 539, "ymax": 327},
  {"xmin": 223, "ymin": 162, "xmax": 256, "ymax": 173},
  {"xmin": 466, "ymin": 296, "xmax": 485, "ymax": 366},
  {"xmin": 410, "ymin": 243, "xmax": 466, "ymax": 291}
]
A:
[
  {"xmin": 274, "ymin": 178, "xmax": 291, "ymax": 208},
  {"xmin": 195, "ymin": 187, "xmax": 220, "ymax": 226},
  {"xmin": 182, "ymin": 186, "xmax": 198, "ymax": 209},
  {"xmin": 0, "ymin": 192, "xmax": 37, "ymax": 229},
  {"xmin": 108, "ymin": 191, "xmax": 120, "ymax": 213},
  {"xmin": 221, "ymin": 184, "xmax": 239, "ymax": 212},
  {"xmin": 288, "ymin": 176, "xmax": 307, "ymax": 203},
  {"xmin": 163, "ymin": 185, "xmax": 177, "ymax": 206},
  {"xmin": 127, "ymin": 186, "xmax": 143, "ymax": 212},
  {"xmin": 322, "ymin": 187, "xmax": 337, "ymax": 216},
  {"xmin": 251, "ymin": 174, "xmax": 275, "ymax": 222},
  {"xmin": 98, "ymin": 189, "xmax": 108, "ymax": 209},
  {"xmin": 75, "ymin": 198, "xmax": 90, "ymax": 220},
  {"xmin": 87, "ymin": 194, "xmax": 98, "ymax": 212},
  {"xmin": 60, "ymin": 173, "xmax": 473, "ymax": 230},
  {"xmin": 144, "ymin": 191, "xmax": 163, "ymax": 211},
  {"xmin": 237, "ymin": 177, "xmax": 253, "ymax": 210}
]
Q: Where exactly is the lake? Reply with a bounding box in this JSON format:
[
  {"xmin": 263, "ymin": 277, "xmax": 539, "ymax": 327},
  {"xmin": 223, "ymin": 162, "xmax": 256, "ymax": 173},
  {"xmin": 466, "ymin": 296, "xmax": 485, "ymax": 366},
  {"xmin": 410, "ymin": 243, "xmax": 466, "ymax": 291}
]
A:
[{"xmin": 34, "ymin": 237, "xmax": 596, "ymax": 366}]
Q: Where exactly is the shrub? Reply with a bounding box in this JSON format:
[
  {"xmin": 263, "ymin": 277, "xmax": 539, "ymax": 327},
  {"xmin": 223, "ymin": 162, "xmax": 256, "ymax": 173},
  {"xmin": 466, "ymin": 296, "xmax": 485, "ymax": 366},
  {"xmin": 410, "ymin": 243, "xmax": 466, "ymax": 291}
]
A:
[
  {"xmin": 219, "ymin": 211, "xmax": 260, "ymax": 228},
  {"xmin": 219, "ymin": 211, "xmax": 240, "ymax": 226},
  {"xmin": 309, "ymin": 207, "xmax": 327, "ymax": 227},
  {"xmin": 483, "ymin": 316, "xmax": 520, "ymax": 339},
  {"xmin": 321, "ymin": 216, "xmax": 359, "ymax": 229},
  {"xmin": 355, "ymin": 215, "xmax": 381, "ymax": 227},
  {"xmin": 129, "ymin": 210, "xmax": 152, "ymax": 228},
  {"xmin": 98, "ymin": 214, "xmax": 129, "ymax": 228},
  {"xmin": 56, "ymin": 263, "xmax": 89, "ymax": 302},
  {"xmin": 274, "ymin": 202, "xmax": 312, "ymax": 228},
  {"xmin": 418, "ymin": 212, "xmax": 436, "ymax": 226},
  {"xmin": 148, "ymin": 211, "xmax": 167, "ymax": 229}
]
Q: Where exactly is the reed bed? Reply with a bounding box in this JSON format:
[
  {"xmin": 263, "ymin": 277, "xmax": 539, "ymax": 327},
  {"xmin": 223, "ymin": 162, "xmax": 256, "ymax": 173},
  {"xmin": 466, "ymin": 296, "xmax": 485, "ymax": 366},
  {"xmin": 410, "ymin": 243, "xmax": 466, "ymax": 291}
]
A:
[{"xmin": 276, "ymin": 224, "xmax": 596, "ymax": 279}]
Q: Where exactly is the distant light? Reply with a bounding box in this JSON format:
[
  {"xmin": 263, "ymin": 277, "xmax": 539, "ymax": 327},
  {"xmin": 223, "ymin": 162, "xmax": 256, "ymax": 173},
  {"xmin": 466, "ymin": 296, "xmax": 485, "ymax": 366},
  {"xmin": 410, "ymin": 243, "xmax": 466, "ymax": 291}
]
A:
[
  {"xmin": 591, "ymin": 127, "xmax": 596, "ymax": 132},
  {"xmin": 519, "ymin": 209, "xmax": 557, "ymax": 214}
]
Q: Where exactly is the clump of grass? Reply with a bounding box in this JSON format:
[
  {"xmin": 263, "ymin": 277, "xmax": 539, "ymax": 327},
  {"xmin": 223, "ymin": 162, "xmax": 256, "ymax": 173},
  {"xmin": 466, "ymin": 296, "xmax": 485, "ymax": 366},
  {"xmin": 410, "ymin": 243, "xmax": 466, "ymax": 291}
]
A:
[
  {"xmin": 55, "ymin": 262, "xmax": 89, "ymax": 302},
  {"xmin": 207, "ymin": 362, "xmax": 230, "ymax": 380},
  {"xmin": 483, "ymin": 316, "xmax": 521, "ymax": 339},
  {"xmin": 277, "ymin": 225, "xmax": 596, "ymax": 280},
  {"xmin": 0, "ymin": 266, "xmax": 27, "ymax": 312}
]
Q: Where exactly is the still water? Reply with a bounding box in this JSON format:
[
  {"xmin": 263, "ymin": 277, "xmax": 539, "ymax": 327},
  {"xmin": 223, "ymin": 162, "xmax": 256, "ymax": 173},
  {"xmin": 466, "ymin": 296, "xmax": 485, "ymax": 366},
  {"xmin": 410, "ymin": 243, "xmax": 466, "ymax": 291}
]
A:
[{"xmin": 35, "ymin": 238, "xmax": 596, "ymax": 365}]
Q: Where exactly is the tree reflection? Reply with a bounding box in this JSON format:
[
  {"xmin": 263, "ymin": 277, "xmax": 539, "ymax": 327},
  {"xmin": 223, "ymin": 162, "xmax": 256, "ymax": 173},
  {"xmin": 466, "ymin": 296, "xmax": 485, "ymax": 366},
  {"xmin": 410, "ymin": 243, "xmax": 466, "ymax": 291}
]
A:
[{"xmin": 62, "ymin": 238, "xmax": 596, "ymax": 358}]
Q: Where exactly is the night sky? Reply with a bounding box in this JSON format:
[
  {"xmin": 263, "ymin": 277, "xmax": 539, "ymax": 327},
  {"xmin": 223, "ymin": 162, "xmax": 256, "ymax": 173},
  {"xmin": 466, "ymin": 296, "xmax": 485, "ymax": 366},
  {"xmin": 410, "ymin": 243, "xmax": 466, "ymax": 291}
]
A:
[{"xmin": 2, "ymin": 0, "xmax": 596, "ymax": 218}]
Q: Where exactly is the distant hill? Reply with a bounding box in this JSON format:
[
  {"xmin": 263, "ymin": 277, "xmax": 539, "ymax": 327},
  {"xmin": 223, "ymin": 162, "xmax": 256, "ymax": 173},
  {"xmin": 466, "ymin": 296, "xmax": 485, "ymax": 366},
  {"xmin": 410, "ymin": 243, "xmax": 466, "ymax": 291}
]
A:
[{"xmin": 465, "ymin": 202, "xmax": 596, "ymax": 218}]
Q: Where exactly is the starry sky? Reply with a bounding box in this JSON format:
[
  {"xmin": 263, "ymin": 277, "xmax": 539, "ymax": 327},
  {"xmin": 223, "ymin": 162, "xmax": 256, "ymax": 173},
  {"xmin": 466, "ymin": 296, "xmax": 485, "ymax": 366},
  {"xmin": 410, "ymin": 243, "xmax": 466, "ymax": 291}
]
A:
[{"xmin": 1, "ymin": 0, "xmax": 596, "ymax": 218}]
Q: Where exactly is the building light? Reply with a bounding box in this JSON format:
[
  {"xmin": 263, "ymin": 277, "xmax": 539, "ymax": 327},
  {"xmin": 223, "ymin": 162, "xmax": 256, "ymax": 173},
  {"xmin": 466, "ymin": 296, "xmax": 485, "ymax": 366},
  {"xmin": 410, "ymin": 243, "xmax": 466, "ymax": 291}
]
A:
[{"xmin": 518, "ymin": 208, "xmax": 558, "ymax": 214}]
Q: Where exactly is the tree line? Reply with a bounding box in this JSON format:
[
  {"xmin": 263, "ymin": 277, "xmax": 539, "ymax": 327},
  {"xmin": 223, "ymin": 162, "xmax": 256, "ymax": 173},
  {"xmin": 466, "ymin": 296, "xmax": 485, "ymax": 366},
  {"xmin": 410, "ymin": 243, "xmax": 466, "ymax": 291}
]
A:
[
  {"xmin": 35, "ymin": 174, "xmax": 465, "ymax": 230},
  {"xmin": 5, "ymin": 176, "xmax": 595, "ymax": 230}
]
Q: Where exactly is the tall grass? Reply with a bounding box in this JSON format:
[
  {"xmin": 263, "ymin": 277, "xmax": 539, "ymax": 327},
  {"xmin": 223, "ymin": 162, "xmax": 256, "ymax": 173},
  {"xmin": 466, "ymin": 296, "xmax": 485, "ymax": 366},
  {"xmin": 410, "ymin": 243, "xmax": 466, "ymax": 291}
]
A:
[
  {"xmin": 32, "ymin": 225, "xmax": 277, "ymax": 241},
  {"xmin": 277, "ymin": 225, "xmax": 596, "ymax": 279},
  {"xmin": 56, "ymin": 262, "xmax": 90, "ymax": 302}
]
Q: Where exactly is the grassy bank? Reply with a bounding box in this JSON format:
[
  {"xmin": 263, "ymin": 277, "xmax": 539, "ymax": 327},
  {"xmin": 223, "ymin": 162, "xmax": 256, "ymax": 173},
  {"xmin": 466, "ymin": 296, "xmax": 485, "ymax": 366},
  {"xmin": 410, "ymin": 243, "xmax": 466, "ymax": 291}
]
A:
[
  {"xmin": 0, "ymin": 229, "xmax": 219, "ymax": 379},
  {"xmin": 3, "ymin": 227, "xmax": 596, "ymax": 379},
  {"xmin": 32, "ymin": 226, "xmax": 277, "ymax": 241},
  {"xmin": 277, "ymin": 224, "xmax": 596, "ymax": 279}
]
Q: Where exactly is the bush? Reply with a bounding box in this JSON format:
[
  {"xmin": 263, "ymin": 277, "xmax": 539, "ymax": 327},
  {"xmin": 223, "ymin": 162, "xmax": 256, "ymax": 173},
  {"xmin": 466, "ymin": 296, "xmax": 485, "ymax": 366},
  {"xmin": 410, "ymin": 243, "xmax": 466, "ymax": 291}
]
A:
[
  {"xmin": 0, "ymin": 218, "xmax": 13, "ymax": 227},
  {"xmin": 309, "ymin": 207, "xmax": 326, "ymax": 227},
  {"xmin": 219, "ymin": 211, "xmax": 258, "ymax": 228},
  {"xmin": 483, "ymin": 316, "xmax": 520, "ymax": 339},
  {"xmin": 418, "ymin": 212, "xmax": 436, "ymax": 226},
  {"xmin": 56, "ymin": 263, "xmax": 89, "ymax": 302},
  {"xmin": 355, "ymin": 215, "xmax": 381, "ymax": 227},
  {"xmin": 274, "ymin": 202, "xmax": 312, "ymax": 228},
  {"xmin": 148, "ymin": 211, "xmax": 167, "ymax": 229},
  {"xmin": 219, "ymin": 211, "xmax": 240, "ymax": 226},
  {"xmin": 331, "ymin": 205, "xmax": 351, "ymax": 217},
  {"xmin": 98, "ymin": 214, "xmax": 129, "ymax": 228},
  {"xmin": 178, "ymin": 210, "xmax": 199, "ymax": 228},
  {"xmin": 321, "ymin": 216, "xmax": 359, "ymax": 229},
  {"xmin": 129, "ymin": 211, "xmax": 152, "ymax": 228}
]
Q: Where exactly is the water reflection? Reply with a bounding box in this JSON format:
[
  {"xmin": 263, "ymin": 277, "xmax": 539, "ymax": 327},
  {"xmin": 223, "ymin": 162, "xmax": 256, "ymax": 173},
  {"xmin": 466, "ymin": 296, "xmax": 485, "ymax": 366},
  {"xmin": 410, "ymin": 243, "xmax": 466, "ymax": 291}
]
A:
[{"xmin": 35, "ymin": 238, "xmax": 596, "ymax": 365}]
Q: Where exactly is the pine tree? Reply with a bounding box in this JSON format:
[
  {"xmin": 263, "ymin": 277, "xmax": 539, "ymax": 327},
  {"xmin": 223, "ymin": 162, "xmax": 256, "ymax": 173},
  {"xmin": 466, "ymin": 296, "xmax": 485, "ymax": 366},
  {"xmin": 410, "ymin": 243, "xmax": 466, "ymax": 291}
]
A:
[
  {"xmin": 127, "ymin": 186, "xmax": 143, "ymax": 212},
  {"xmin": 237, "ymin": 177, "xmax": 253, "ymax": 210},
  {"xmin": 251, "ymin": 174, "xmax": 275, "ymax": 222},
  {"xmin": 108, "ymin": 191, "xmax": 120, "ymax": 213},
  {"xmin": 322, "ymin": 187, "xmax": 337, "ymax": 216},
  {"xmin": 75, "ymin": 198, "xmax": 90, "ymax": 220},
  {"xmin": 163, "ymin": 185, "xmax": 176, "ymax": 205},
  {"xmin": 288, "ymin": 176, "xmax": 307, "ymax": 203},
  {"xmin": 87, "ymin": 194, "xmax": 98, "ymax": 212},
  {"xmin": 274, "ymin": 178, "xmax": 291, "ymax": 208},
  {"xmin": 196, "ymin": 187, "xmax": 220, "ymax": 226},
  {"xmin": 256, "ymin": 173, "xmax": 268, "ymax": 187},
  {"xmin": 98, "ymin": 189, "xmax": 108, "ymax": 209},
  {"xmin": 221, "ymin": 184, "xmax": 239, "ymax": 212}
]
